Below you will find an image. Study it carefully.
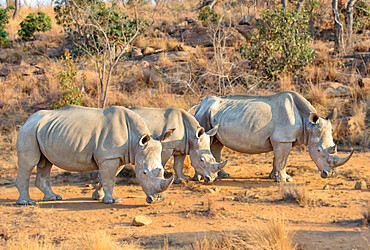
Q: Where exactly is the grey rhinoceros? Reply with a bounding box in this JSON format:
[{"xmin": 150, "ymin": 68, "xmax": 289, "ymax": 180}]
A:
[
  {"xmin": 193, "ymin": 91, "xmax": 353, "ymax": 182},
  {"xmin": 92, "ymin": 107, "xmax": 227, "ymax": 198},
  {"xmin": 16, "ymin": 105, "xmax": 174, "ymax": 205}
]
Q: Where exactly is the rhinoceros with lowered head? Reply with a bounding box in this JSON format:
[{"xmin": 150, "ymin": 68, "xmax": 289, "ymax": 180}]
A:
[
  {"xmin": 194, "ymin": 91, "xmax": 353, "ymax": 182},
  {"xmin": 16, "ymin": 105, "xmax": 174, "ymax": 205},
  {"xmin": 93, "ymin": 106, "xmax": 227, "ymax": 195}
]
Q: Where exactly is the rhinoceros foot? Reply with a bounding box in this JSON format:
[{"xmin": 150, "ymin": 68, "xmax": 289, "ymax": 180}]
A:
[
  {"xmin": 102, "ymin": 196, "xmax": 114, "ymax": 204},
  {"xmin": 43, "ymin": 194, "xmax": 62, "ymax": 201},
  {"xmin": 16, "ymin": 198, "xmax": 36, "ymax": 205},
  {"xmin": 217, "ymin": 169, "xmax": 232, "ymax": 179},
  {"xmin": 274, "ymin": 172, "xmax": 293, "ymax": 182},
  {"xmin": 174, "ymin": 177, "xmax": 189, "ymax": 184},
  {"xmin": 92, "ymin": 188, "xmax": 104, "ymax": 200}
]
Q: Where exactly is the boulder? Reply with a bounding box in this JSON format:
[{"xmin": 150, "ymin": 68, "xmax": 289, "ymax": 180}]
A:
[
  {"xmin": 182, "ymin": 26, "xmax": 245, "ymax": 47},
  {"xmin": 0, "ymin": 67, "xmax": 11, "ymax": 77},
  {"xmin": 132, "ymin": 215, "xmax": 152, "ymax": 226},
  {"xmin": 355, "ymin": 180, "xmax": 367, "ymax": 190},
  {"xmin": 322, "ymin": 82, "xmax": 352, "ymax": 98},
  {"xmin": 166, "ymin": 26, "xmax": 177, "ymax": 35},
  {"xmin": 142, "ymin": 51, "xmax": 191, "ymax": 62}
]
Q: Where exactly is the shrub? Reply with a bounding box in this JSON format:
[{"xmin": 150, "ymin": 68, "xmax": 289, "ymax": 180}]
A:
[
  {"xmin": 240, "ymin": 6, "xmax": 316, "ymax": 79},
  {"xmin": 198, "ymin": 6, "xmax": 220, "ymax": 23},
  {"xmin": 0, "ymin": 6, "xmax": 13, "ymax": 47},
  {"xmin": 51, "ymin": 51, "xmax": 85, "ymax": 109},
  {"xmin": 18, "ymin": 12, "xmax": 52, "ymax": 40}
]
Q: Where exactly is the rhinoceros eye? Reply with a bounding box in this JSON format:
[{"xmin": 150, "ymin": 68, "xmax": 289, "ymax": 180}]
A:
[
  {"xmin": 143, "ymin": 170, "xmax": 148, "ymax": 175},
  {"xmin": 317, "ymin": 147, "xmax": 322, "ymax": 152}
]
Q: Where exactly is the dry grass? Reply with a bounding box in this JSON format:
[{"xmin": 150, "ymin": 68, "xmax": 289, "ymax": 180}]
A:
[
  {"xmin": 4, "ymin": 235, "xmax": 55, "ymax": 250},
  {"xmin": 280, "ymin": 184, "xmax": 309, "ymax": 206},
  {"xmin": 77, "ymin": 230, "xmax": 125, "ymax": 250},
  {"xmin": 191, "ymin": 214, "xmax": 295, "ymax": 250},
  {"xmin": 362, "ymin": 202, "xmax": 370, "ymax": 227}
]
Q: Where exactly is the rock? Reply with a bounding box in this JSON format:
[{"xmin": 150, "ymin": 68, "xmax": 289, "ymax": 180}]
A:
[
  {"xmin": 359, "ymin": 78, "xmax": 369, "ymax": 88},
  {"xmin": 182, "ymin": 26, "xmax": 246, "ymax": 47},
  {"xmin": 323, "ymin": 184, "xmax": 330, "ymax": 190},
  {"xmin": 178, "ymin": 21, "xmax": 188, "ymax": 26},
  {"xmin": 322, "ymin": 82, "xmax": 352, "ymax": 98},
  {"xmin": 169, "ymin": 201, "xmax": 175, "ymax": 206},
  {"xmin": 253, "ymin": 194, "xmax": 260, "ymax": 199},
  {"xmin": 168, "ymin": 223, "xmax": 175, "ymax": 227},
  {"xmin": 185, "ymin": 17, "xmax": 195, "ymax": 24},
  {"xmin": 0, "ymin": 50, "xmax": 22, "ymax": 64},
  {"xmin": 355, "ymin": 180, "xmax": 367, "ymax": 190},
  {"xmin": 132, "ymin": 216, "xmax": 152, "ymax": 226},
  {"xmin": 85, "ymin": 184, "xmax": 93, "ymax": 188},
  {"xmin": 176, "ymin": 43, "xmax": 196, "ymax": 52},
  {"xmin": 142, "ymin": 46, "xmax": 155, "ymax": 56},
  {"xmin": 131, "ymin": 47, "xmax": 143, "ymax": 57},
  {"xmin": 205, "ymin": 187, "xmax": 218, "ymax": 194},
  {"xmin": 142, "ymin": 51, "xmax": 190, "ymax": 62},
  {"xmin": 0, "ymin": 67, "xmax": 11, "ymax": 77},
  {"xmin": 166, "ymin": 26, "xmax": 177, "ymax": 35},
  {"xmin": 223, "ymin": 196, "xmax": 234, "ymax": 201}
]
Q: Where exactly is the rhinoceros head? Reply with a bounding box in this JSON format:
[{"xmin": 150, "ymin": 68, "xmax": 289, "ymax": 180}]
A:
[
  {"xmin": 306, "ymin": 111, "xmax": 353, "ymax": 178},
  {"xmin": 188, "ymin": 125, "xmax": 227, "ymax": 183},
  {"xmin": 135, "ymin": 134, "xmax": 174, "ymax": 203}
]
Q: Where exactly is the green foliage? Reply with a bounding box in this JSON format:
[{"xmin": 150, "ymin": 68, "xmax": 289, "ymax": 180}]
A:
[
  {"xmin": 239, "ymin": 7, "xmax": 316, "ymax": 79},
  {"xmin": 198, "ymin": 6, "xmax": 220, "ymax": 23},
  {"xmin": 341, "ymin": 1, "xmax": 370, "ymax": 32},
  {"xmin": 54, "ymin": 0, "xmax": 149, "ymax": 54},
  {"xmin": 0, "ymin": 6, "xmax": 13, "ymax": 47},
  {"xmin": 52, "ymin": 51, "xmax": 85, "ymax": 109},
  {"xmin": 18, "ymin": 12, "xmax": 52, "ymax": 40}
]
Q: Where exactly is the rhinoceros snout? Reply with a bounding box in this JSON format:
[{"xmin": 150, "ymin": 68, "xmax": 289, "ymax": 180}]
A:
[
  {"xmin": 321, "ymin": 170, "xmax": 329, "ymax": 178},
  {"xmin": 146, "ymin": 192, "xmax": 167, "ymax": 204},
  {"xmin": 203, "ymin": 175, "xmax": 211, "ymax": 183}
]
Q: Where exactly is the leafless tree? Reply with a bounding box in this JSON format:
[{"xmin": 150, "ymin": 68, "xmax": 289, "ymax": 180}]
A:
[
  {"xmin": 346, "ymin": 0, "xmax": 356, "ymax": 49},
  {"xmin": 332, "ymin": 0, "xmax": 344, "ymax": 53},
  {"xmin": 12, "ymin": 0, "xmax": 19, "ymax": 19}
]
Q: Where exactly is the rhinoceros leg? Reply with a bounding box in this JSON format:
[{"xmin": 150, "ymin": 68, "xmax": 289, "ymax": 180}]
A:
[
  {"xmin": 211, "ymin": 140, "xmax": 231, "ymax": 179},
  {"xmin": 173, "ymin": 154, "xmax": 189, "ymax": 184},
  {"xmin": 98, "ymin": 159, "xmax": 121, "ymax": 204},
  {"xmin": 35, "ymin": 156, "xmax": 62, "ymax": 201},
  {"xmin": 270, "ymin": 142, "xmax": 293, "ymax": 182},
  {"xmin": 92, "ymin": 165, "xmax": 125, "ymax": 202}
]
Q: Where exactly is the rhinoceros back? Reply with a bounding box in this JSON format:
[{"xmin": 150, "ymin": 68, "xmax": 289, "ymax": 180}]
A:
[{"xmin": 18, "ymin": 106, "xmax": 131, "ymax": 172}]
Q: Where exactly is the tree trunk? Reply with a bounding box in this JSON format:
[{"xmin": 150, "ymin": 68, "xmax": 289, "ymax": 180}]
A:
[
  {"xmin": 13, "ymin": 0, "xmax": 19, "ymax": 19},
  {"xmin": 346, "ymin": 0, "xmax": 356, "ymax": 49},
  {"xmin": 282, "ymin": 0, "xmax": 288, "ymax": 10},
  {"xmin": 296, "ymin": 0, "xmax": 305, "ymax": 11},
  {"xmin": 332, "ymin": 0, "xmax": 344, "ymax": 53}
]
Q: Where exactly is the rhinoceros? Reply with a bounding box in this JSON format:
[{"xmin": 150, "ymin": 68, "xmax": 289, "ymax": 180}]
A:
[
  {"xmin": 193, "ymin": 91, "xmax": 353, "ymax": 182},
  {"xmin": 92, "ymin": 107, "xmax": 227, "ymax": 197},
  {"xmin": 16, "ymin": 105, "xmax": 174, "ymax": 205}
]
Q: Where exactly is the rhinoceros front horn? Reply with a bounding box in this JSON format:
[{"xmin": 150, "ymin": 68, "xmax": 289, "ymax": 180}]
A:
[
  {"xmin": 328, "ymin": 150, "xmax": 354, "ymax": 168},
  {"xmin": 159, "ymin": 174, "xmax": 175, "ymax": 192},
  {"xmin": 213, "ymin": 160, "xmax": 228, "ymax": 172}
]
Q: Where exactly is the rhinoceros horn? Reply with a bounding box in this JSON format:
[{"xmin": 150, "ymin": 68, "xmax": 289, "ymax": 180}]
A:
[
  {"xmin": 159, "ymin": 174, "xmax": 175, "ymax": 192},
  {"xmin": 212, "ymin": 160, "xmax": 228, "ymax": 172},
  {"xmin": 328, "ymin": 150, "xmax": 353, "ymax": 168}
]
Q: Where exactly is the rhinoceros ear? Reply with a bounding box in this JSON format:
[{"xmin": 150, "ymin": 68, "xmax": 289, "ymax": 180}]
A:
[
  {"xmin": 196, "ymin": 127, "xmax": 205, "ymax": 139},
  {"xmin": 206, "ymin": 124, "xmax": 219, "ymax": 136},
  {"xmin": 325, "ymin": 108, "xmax": 337, "ymax": 121},
  {"xmin": 309, "ymin": 112, "xmax": 320, "ymax": 124},
  {"xmin": 139, "ymin": 134, "xmax": 151, "ymax": 147},
  {"xmin": 158, "ymin": 128, "xmax": 175, "ymax": 142}
]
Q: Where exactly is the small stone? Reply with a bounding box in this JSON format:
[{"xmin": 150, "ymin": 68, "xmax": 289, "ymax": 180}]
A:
[
  {"xmin": 142, "ymin": 46, "xmax": 155, "ymax": 56},
  {"xmin": 166, "ymin": 26, "xmax": 177, "ymax": 35},
  {"xmin": 169, "ymin": 201, "xmax": 175, "ymax": 206},
  {"xmin": 132, "ymin": 215, "xmax": 152, "ymax": 226},
  {"xmin": 306, "ymin": 180, "xmax": 311, "ymax": 184},
  {"xmin": 323, "ymin": 184, "xmax": 330, "ymax": 190},
  {"xmin": 205, "ymin": 188, "xmax": 215, "ymax": 194},
  {"xmin": 178, "ymin": 21, "xmax": 188, "ymax": 26},
  {"xmin": 253, "ymin": 194, "xmax": 260, "ymax": 199},
  {"xmin": 355, "ymin": 180, "xmax": 367, "ymax": 190},
  {"xmin": 85, "ymin": 184, "xmax": 93, "ymax": 188},
  {"xmin": 223, "ymin": 196, "xmax": 234, "ymax": 201},
  {"xmin": 168, "ymin": 223, "xmax": 175, "ymax": 227}
]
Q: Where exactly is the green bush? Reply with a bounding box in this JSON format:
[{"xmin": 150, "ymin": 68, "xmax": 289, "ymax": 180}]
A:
[
  {"xmin": 18, "ymin": 12, "xmax": 52, "ymax": 40},
  {"xmin": 54, "ymin": 0, "xmax": 149, "ymax": 54},
  {"xmin": 0, "ymin": 6, "xmax": 13, "ymax": 47},
  {"xmin": 239, "ymin": 7, "xmax": 316, "ymax": 79},
  {"xmin": 51, "ymin": 51, "xmax": 85, "ymax": 109},
  {"xmin": 198, "ymin": 6, "xmax": 220, "ymax": 23}
]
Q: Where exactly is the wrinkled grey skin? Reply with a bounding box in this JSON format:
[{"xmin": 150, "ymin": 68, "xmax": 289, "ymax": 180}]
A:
[
  {"xmin": 194, "ymin": 91, "xmax": 353, "ymax": 182},
  {"xmin": 16, "ymin": 105, "xmax": 174, "ymax": 205},
  {"xmin": 97, "ymin": 107, "xmax": 227, "ymax": 186}
]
